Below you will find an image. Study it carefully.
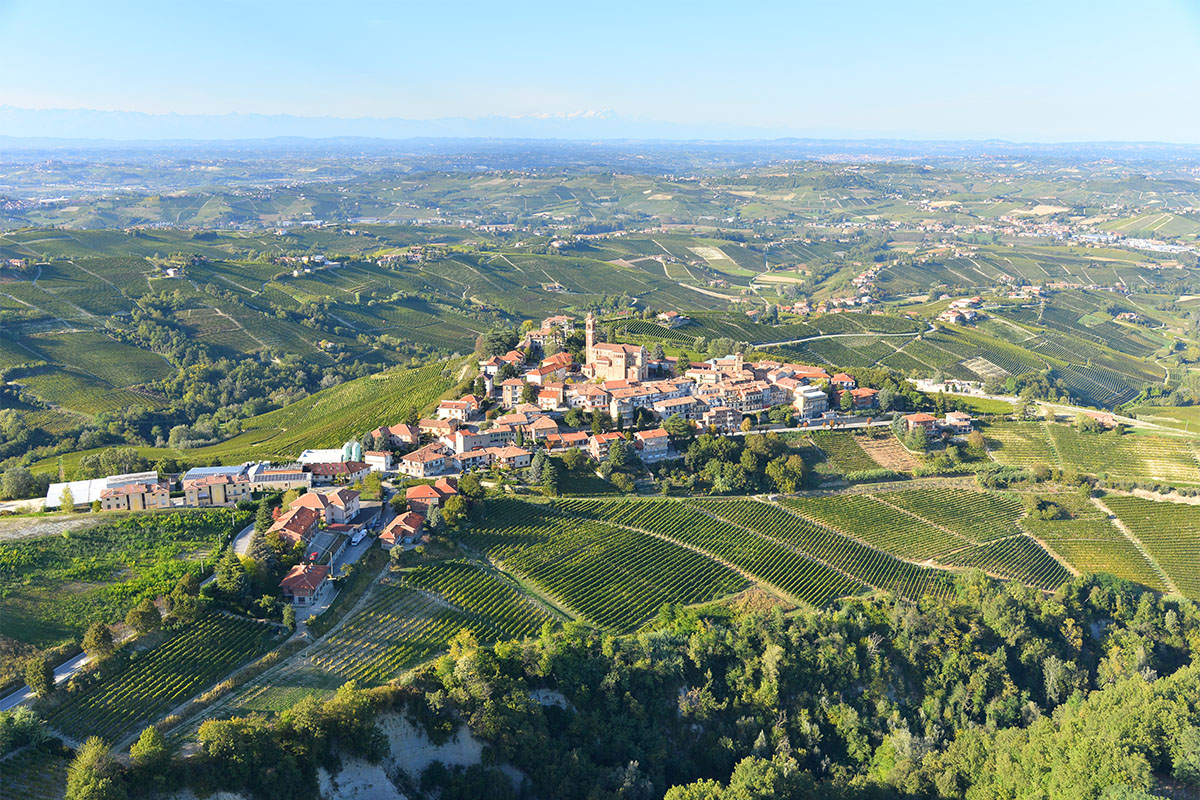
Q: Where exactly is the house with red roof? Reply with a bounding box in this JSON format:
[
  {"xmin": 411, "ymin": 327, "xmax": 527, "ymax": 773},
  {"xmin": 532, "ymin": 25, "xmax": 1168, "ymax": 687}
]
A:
[
  {"xmin": 290, "ymin": 487, "xmax": 361, "ymax": 525},
  {"xmin": 379, "ymin": 511, "xmax": 426, "ymax": 549},
  {"xmin": 902, "ymin": 412, "xmax": 939, "ymax": 432},
  {"xmin": 280, "ymin": 564, "xmax": 331, "ymax": 607},
  {"xmin": 633, "ymin": 428, "xmax": 671, "ymax": 462},
  {"xmin": 268, "ymin": 506, "xmax": 321, "ymax": 547},
  {"xmin": 405, "ymin": 477, "xmax": 458, "ymax": 513}
]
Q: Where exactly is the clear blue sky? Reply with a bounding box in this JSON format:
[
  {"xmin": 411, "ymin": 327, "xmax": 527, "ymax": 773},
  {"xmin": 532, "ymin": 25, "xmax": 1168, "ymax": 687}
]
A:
[{"xmin": 2, "ymin": 0, "xmax": 1199, "ymax": 141}]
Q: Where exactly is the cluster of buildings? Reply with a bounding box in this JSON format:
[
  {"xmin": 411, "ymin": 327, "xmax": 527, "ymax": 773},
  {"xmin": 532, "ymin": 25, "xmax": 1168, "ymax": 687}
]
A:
[
  {"xmin": 382, "ymin": 313, "xmax": 884, "ymax": 479},
  {"xmin": 938, "ymin": 295, "xmax": 982, "ymax": 325}
]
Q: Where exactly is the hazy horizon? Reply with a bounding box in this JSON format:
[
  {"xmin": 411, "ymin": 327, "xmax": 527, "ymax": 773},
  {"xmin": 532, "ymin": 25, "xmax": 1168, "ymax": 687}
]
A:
[{"xmin": 2, "ymin": 0, "xmax": 1199, "ymax": 143}]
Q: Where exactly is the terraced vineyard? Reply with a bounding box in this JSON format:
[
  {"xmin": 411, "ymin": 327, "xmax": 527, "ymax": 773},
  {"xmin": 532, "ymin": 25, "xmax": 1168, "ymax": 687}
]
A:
[
  {"xmin": 699, "ymin": 500, "xmax": 956, "ymax": 601},
  {"xmin": 878, "ymin": 488, "xmax": 1024, "ymax": 542},
  {"xmin": 783, "ymin": 494, "xmax": 966, "ymax": 560},
  {"xmin": 550, "ymin": 497, "xmax": 862, "ymax": 607},
  {"xmin": 402, "ymin": 560, "xmax": 553, "ymax": 639},
  {"xmin": 809, "ymin": 432, "xmax": 881, "ymax": 474},
  {"xmin": 1102, "ymin": 495, "xmax": 1200, "ymax": 601},
  {"xmin": 1024, "ymin": 517, "xmax": 1168, "ymax": 592},
  {"xmin": 986, "ymin": 422, "xmax": 1060, "ymax": 467},
  {"xmin": 1046, "ymin": 427, "xmax": 1200, "ymax": 483},
  {"xmin": 306, "ymin": 584, "xmax": 478, "ymax": 685},
  {"xmin": 466, "ymin": 499, "xmax": 747, "ymax": 629},
  {"xmin": 44, "ymin": 614, "xmax": 279, "ymax": 743},
  {"xmin": 941, "ymin": 536, "xmax": 1073, "ymax": 590},
  {"xmin": 0, "ymin": 746, "xmax": 71, "ymax": 800}
]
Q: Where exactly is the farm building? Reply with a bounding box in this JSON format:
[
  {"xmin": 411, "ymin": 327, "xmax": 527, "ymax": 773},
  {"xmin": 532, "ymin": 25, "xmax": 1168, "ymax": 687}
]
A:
[{"xmin": 45, "ymin": 470, "xmax": 161, "ymax": 510}]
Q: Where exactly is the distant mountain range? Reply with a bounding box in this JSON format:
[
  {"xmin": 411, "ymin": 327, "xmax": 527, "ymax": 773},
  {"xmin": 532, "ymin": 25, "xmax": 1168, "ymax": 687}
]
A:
[{"xmin": 2, "ymin": 106, "xmax": 1199, "ymax": 161}]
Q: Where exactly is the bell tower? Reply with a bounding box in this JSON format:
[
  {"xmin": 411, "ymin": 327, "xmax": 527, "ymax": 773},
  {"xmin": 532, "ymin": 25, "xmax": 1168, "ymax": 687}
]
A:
[{"xmin": 585, "ymin": 311, "xmax": 595, "ymax": 364}]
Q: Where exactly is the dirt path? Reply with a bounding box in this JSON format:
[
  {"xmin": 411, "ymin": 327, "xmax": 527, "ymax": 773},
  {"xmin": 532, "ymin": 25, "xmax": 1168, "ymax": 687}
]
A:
[{"xmin": 1090, "ymin": 496, "xmax": 1179, "ymax": 594}]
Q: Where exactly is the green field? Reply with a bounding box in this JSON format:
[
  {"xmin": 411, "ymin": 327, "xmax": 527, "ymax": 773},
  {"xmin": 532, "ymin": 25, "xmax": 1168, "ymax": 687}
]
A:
[
  {"xmin": 0, "ymin": 510, "xmax": 245, "ymax": 684},
  {"xmin": 32, "ymin": 359, "xmax": 460, "ymax": 475}
]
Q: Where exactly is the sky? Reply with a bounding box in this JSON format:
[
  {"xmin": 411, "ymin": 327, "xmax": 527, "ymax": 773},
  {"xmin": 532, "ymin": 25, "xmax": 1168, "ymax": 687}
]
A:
[{"xmin": 2, "ymin": 0, "xmax": 1200, "ymax": 141}]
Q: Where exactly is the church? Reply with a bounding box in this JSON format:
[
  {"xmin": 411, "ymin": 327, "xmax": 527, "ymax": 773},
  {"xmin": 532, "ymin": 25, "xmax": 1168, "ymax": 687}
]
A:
[{"xmin": 582, "ymin": 312, "xmax": 649, "ymax": 382}]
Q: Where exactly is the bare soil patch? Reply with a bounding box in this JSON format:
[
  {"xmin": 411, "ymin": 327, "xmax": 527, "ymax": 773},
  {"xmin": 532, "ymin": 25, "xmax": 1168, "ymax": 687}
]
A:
[{"xmin": 858, "ymin": 436, "xmax": 920, "ymax": 472}]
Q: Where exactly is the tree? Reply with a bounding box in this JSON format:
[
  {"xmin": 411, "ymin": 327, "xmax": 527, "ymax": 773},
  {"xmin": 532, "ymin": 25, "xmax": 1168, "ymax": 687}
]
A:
[
  {"xmin": 442, "ymin": 495, "xmax": 467, "ymax": 528},
  {"xmin": 60, "ymin": 486, "xmax": 75, "ymax": 513},
  {"xmin": 840, "ymin": 390, "xmax": 854, "ymax": 412},
  {"xmin": 966, "ymin": 430, "xmax": 986, "ymax": 450},
  {"xmin": 24, "ymin": 655, "xmax": 55, "ymax": 698},
  {"xmin": 458, "ymin": 472, "xmax": 484, "ymax": 500},
  {"xmin": 740, "ymin": 417, "xmax": 754, "ymax": 433},
  {"xmin": 608, "ymin": 438, "xmax": 632, "ymax": 470},
  {"xmin": 426, "ymin": 505, "xmax": 445, "ymax": 533},
  {"xmin": 124, "ymin": 598, "xmax": 161, "ymax": 636},
  {"xmin": 129, "ymin": 725, "xmax": 170, "ymax": 769},
  {"xmin": 82, "ymin": 622, "xmax": 115, "ymax": 662},
  {"xmin": 520, "ymin": 383, "xmax": 538, "ymax": 405},
  {"xmin": 283, "ymin": 605, "xmax": 296, "ymax": 633},
  {"xmin": 1, "ymin": 465, "xmax": 36, "ymax": 500},
  {"xmin": 215, "ymin": 547, "xmax": 249, "ymax": 600},
  {"xmin": 254, "ymin": 500, "xmax": 272, "ymax": 533},
  {"xmin": 66, "ymin": 737, "xmax": 126, "ymax": 800}
]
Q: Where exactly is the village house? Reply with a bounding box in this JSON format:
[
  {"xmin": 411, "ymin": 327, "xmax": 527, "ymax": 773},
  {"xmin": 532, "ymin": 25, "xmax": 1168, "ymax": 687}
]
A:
[
  {"xmin": 280, "ymin": 564, "xmax": 331, "ymax": 607},
  {"xmin": 841, "ymin": 387, "xmax": 880, "ymax": 410},
  {"xmin": 794, "ymin": 386, "xmax": 829, "ymax": 418},
  {"xmin": 405, "ymin": 477, "xmax": 459, "ymax": 514},
  {"xmin": 436, "ymin": 395, "xmax": 480, "ymax": 422},
  {"xmin": 379, "ymin": 511, "xmax": 426, "ymax": 549},
  {"xmin": 183, "ymin": 473, "xmax": 252, "ymax": 507},
  {"xmin": 269, "ymin": 506, "xmax": 321, "ymax": 547},
  {"xmin": 398, "ymin": 443, "xmax": 450, "ymax": 478},
  {"xmin": 290, "ymin": 487, "xmax": 361, "ymax": 525},
  {"xmin": 567, "ymin": 382, "xmax": 610, "ymax": 411},
  {"xmin": 902, "ymin": 412, "xmax": 939, "ymax": 433},
  {"xmin": 545, "ymin": 431, "xmax": 590, "ymax": 452},
  {"xmin": 305, "ymin": 461, "xmax": 371, "ymax": 486},
  {"xmin": 940, "ymin": 411, "xmax": 973, "ymax": 434},
  {"xmin": 100, "ymin": 480, "xmax": 171, "ymax": 512},
  {"xmin": 588, "ymin": 432, "xmax": 626, "ymax": 460},
  {"xmin": 702, "ymin": 405, "xmax": 741, "ymax": 433},
  {"xmin": 500, "ymin": 378, "xmax": 526, "ymax": 408},
  {"xmin": 633, "ymin": 428, "xmax": 671, "ymax": 462},
  {"xmin": 652, "ymin": 395, "xmax": 709, "ymax": 422},
  {"xmin": 364, "ymin": 450, "xmax": 396, "ymax": 472},
  {"xmin": 419, "ymin": 418, "xmax": 458, "ymax": 438},
  {"xmin": 831, "ymin": 373, "xmax": 857, "ymax": 390},
  {"xmin": 369, "ymin": 423, "xmax": 420, "ymax": 448},
  {"xmin": 481, "ymin": 445, "xmax": 532, "ymax": 470}
]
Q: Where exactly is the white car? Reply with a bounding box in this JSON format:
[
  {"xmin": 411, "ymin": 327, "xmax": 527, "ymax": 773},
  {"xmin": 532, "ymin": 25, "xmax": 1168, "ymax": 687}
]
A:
[{"xmin": 350, "ymin": 530, "xmax": 367, "ymax": 546}]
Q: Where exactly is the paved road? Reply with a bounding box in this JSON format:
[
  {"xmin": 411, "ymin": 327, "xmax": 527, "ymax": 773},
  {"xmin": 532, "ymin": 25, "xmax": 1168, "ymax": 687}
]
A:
[
  {"xmin": 757, "ymin": 322, "xmax": 936, "ymax": 348},
  {"xmin": 0, "ymin": 651, "xmax": 90, "ymax": 712}
]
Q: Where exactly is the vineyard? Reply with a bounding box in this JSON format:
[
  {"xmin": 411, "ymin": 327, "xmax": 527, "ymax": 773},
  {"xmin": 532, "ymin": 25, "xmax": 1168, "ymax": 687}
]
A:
[
  {"xmin": 877, "ymin": 488, "xmax": 1024, "ymax": 542},
  {"xmin": 940, "ymin": 536, "xmax": 1072, "ymax": 591},
  {"xmin": 305, "ymin": 584, "xmax": 479, "ymax": 685},
  {"xmin": 44, "ymin": 614, "xmax": 279, "ymax": 743},
  {"xmin": 552, "ymin": 497, "xmax": 863, "ymax": 607},
  {"xmin": 1045, "ymin": 427, "xmax": 1200, "ymax": 483},
  {"xmin": 699, "ymin": 499, "xmax": 956, "ymax": 602},
  {"xmin": 783, "ymin": 494, "xmax": 966, "ymax": 560},
  {"xmin": 1023, "ymin": 515, "xmax": 1168, "ymax": 593},
  {"xmin": 466, "ymin": 499, "xmax": 747, "ymax": 630},
  {"xmin": 986, "ymin": 422, "xmax": 1059, "ymax": 468},
  {"xmin": 809, "ymin": 432, "xmax": 882, "ymax": 475},
  {"xmin": 402, "ymin": 560, "xmax": 554, "ymax": 639},
  {"xmin": 1102, "ymin": 495, "xmax": 1200, "ymax": 601}
]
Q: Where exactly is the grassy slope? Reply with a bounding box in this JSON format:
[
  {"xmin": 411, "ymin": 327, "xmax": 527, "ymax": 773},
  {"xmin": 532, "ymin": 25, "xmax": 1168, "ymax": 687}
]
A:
[{"xmin": 32, "ymin": 358, "xmax": 463, "ymax": 475}]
